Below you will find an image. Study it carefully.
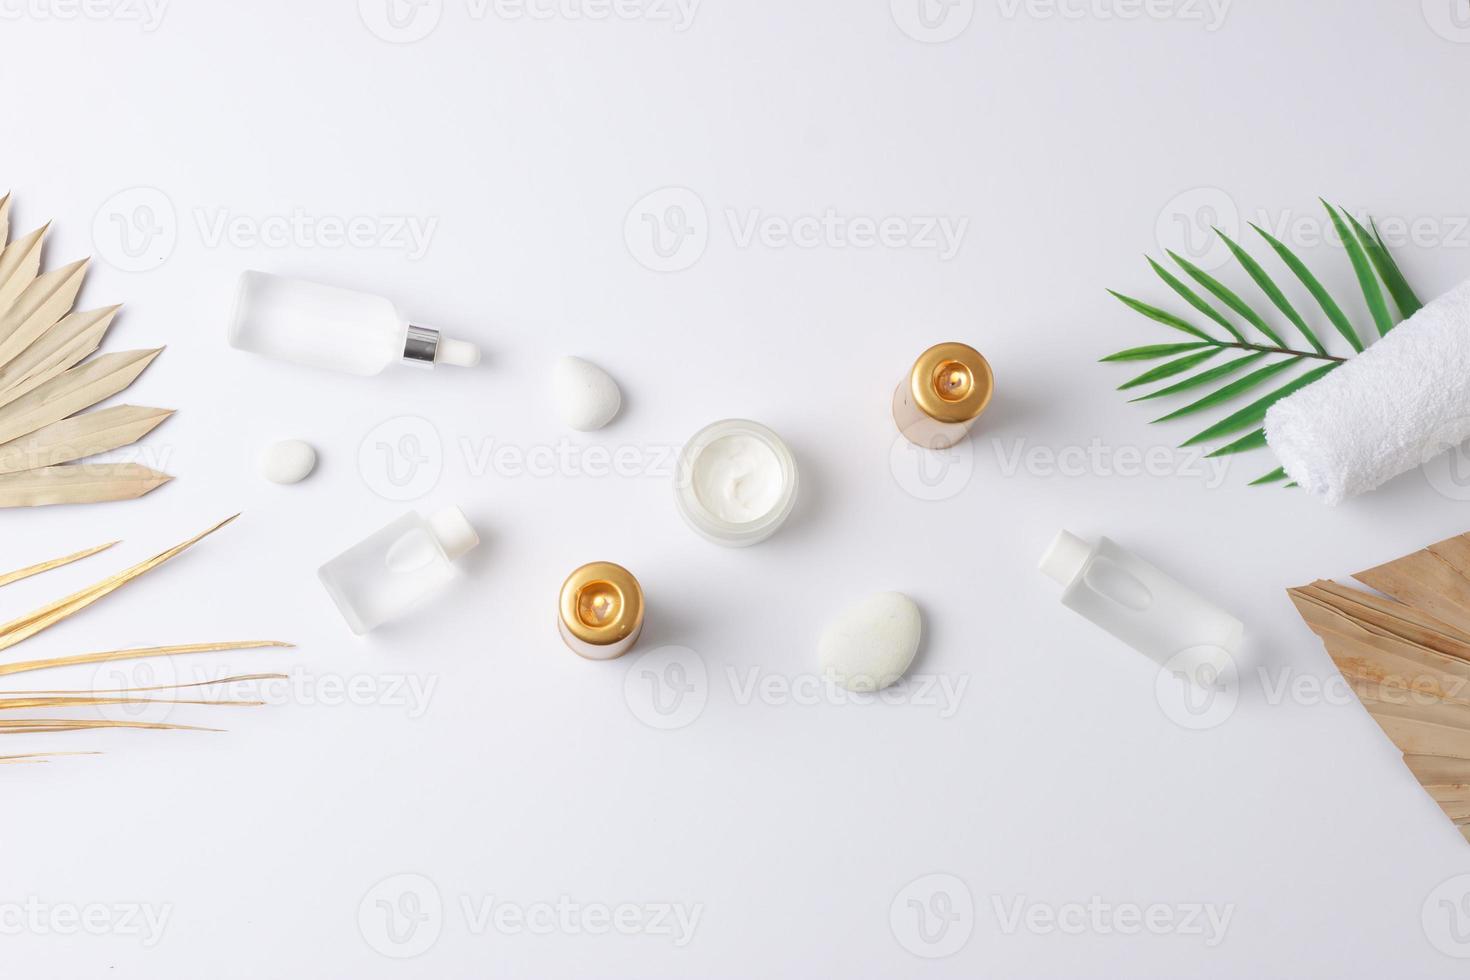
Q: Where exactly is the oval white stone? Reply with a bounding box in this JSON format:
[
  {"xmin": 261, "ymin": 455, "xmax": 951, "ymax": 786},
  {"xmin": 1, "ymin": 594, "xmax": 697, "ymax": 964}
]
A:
[
  {"xmin": 260, "ymin": 439, "xmax": 317, "ymax": 484},
  {"xmin": 818, "ymin": 592, "xmax": 922, "ymax": 692},
  {"xmin": 553, "ymin": 355, "xmax": 622, "ymax": 431}
]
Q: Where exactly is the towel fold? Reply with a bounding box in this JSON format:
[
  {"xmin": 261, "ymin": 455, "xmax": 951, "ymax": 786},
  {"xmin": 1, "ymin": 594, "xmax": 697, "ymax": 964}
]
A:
[{"xmin": 1264, "ymin": 278, "xmax": 1470, "ymax": 505}]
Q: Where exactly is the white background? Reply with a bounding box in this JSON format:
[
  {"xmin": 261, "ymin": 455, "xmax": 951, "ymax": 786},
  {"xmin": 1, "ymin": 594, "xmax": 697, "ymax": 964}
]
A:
[{"xmin": 3, "ymin": 0, "xmax": 1470, "ymax": 976}]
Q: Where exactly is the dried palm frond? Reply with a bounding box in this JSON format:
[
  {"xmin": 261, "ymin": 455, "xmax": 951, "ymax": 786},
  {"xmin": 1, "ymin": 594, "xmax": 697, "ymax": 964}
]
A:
[
  {"xmin": 0, "ymin": 195, "xmax": 172, "ymax": 507},
  {"xmin": 0, "ymin": 518, "xmax": 293, "ymax": 762},
  {"xmin": 0, "ymin": 462, "xmax": 171, "ymax": 507},
  {"xmin": 0, "ymin": 639, "xmax": 290, "ymax": 678},
  {"xmin": 1289, "ymin": 530, "xmax": 1470, "ymax": 843},
  {"xmin": 0, "ymin": 515, "xmax": 238, "ymax": 652},
  {"xmin": 0, "ymin": 540, "xmax": 116, "ymax": 588}
]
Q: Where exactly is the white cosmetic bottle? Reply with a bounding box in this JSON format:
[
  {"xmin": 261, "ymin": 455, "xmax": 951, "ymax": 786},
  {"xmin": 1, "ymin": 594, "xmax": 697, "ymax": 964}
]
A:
[
  {"xmin": 1039, "ymin": 530, "xmax": 1242, "ymax": 676},
  {"xmin": 319, "ymin": 507, "xmax": 480, "ymax": 635},
  {"xmin": 228, "ymin": 270, "xmax": 480, "ymax": 376}
]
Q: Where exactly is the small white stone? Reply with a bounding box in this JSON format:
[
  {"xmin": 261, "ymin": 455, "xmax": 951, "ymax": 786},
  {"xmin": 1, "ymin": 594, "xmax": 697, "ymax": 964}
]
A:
[
  {"xmin": 260, "ymin": 439, "xmax": 317, "ymax": 484},
  {"xmin": 553, "ymin": 356, "xmax": 622, "ymax": 431},
  {"xmin": 818, "ymin": 592, "xmax": 922, "ymax": 692}
]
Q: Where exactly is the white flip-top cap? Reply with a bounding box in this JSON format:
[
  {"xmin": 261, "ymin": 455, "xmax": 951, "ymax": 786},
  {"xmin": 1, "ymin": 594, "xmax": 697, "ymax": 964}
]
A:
[
  {"xmin": 1039, "ymin": 529, "xmax": 1093, "ymax": 586},
  {"xmin": 427, "ymin": 506, "xmax": 479, "ymax": 561}
]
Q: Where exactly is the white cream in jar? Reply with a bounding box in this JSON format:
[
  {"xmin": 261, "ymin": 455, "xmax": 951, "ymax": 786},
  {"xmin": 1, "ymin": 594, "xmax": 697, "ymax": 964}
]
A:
[{"xmin": 675, "ymin": 420, "xmax": 799, "ymax": 547}]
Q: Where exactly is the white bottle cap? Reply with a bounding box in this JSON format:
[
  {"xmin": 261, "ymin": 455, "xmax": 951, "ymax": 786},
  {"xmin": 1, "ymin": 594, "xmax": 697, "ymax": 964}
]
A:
[
  {"xmin": 435, "ymin": 336, "xmax": 481, "ymax": 368},
  {"xmin": 1039, "ymin": 529, "xmax": 1092, "ymax": 586},
  {"xmin": 427, "ymin": 506, "xmax": 479, "ymax": 561}
]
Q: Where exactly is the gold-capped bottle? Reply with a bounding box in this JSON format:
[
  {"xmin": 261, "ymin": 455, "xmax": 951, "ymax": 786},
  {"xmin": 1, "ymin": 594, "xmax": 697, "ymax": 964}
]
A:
[
  {"xmin": 892, "ymin": 342, "xmax": 994, "ymax": 449},
  {"xmin": 557, "ymin": 561, "xmax": 645, "ymax": 660}
]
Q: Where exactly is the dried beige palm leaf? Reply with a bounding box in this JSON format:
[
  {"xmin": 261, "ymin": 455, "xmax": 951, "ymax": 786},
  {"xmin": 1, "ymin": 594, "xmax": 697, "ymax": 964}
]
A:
[
  {"xmin": 0, "ymin": 694, "xmax": 264, "ymax": 709},
  {"xmin": 0, "ymin": 223, "xmax": 46, "ymax": 318},
  {"xmin": 0, "ymin": 751, "xmax": 101, "ymax": 764},
  {"xmin": 0, "ymin": 640, "xmax": 290, "ymax": 678},
  {"xmin": 0, "ymin": 258, "xmax": 88, "ymax": 368},
  {"xmin": 4, "ymin": 672, "xmax": 287, "ymax": 695},
  {"xmin": 0, "ymin": 540, "xmax": 116, "ymax": 588},
  {"xmin": 0, "ymin": 193, "xmax": 9, "ymax": 244},
  {"xmin": 0, "ymin": 347, "xmax": 161, "ymax": 447},
  {"xmin": 0, "ymin": 462, "xmax": 171, "ymax": 507},
  {"xmin": 1290, "ymin": 529, "xmax": 1470, "ymax": 844},
  {"xmin": 0, "ymin": 718, "xmax": 219, "ymax": 734},
  {"xmin": 0, "ymin": 515, "xmax": 238, "ymax": 651},
  {"xmin": 0, "ymin": 306, "xmax": 118, "ymax": 406},
  {"xmin": 0, "ymin": 405, "xmax": 173, "ymax": 476}
]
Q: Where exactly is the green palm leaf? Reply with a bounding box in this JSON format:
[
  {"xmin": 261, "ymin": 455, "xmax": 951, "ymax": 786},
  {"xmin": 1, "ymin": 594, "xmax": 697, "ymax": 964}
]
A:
[
  {"xmin": 1166, "ymin": 250, "xmax": 1285, "ymax": 346},
  {"xmin": 1128, "ymin": 352, "xmax": 1267, "ymax": 401},
  {"xmin": 1251, "ymin": 223, "xmax": 1364, "ymax": 352},
  {"xmin": 1206, "ymin": 428, "xmax": 1268, "ymax": 458},
  {"xmin": 1148, "ymin": 258, "xmax": 1244, "ymax": 342},
  {"xmin": 1181, "ymin": 363, "xmax": 1338, "ymax": 447},
  {"xmin": 1106, "ymin": 201, "xmax": 1412, "ymax": 486},
  {"xmin": 1324, "ymin": 200, "xmax": 1392, "ymax": 336},
  {"xmin": 1118, "ymin": 349, "xmax": 1222, "ymax": 390},
  {"xmin": 1363, "ymin": 216, "xmax": 1423, "ymax": 319},
  {"xmin": 1152, "ymin": 357, "xmax": 1299, "ymax": 422},
  {"xmin": 1106, "ymin": 290, "xmax": 1214, "ymax": 341},
  {"xmin": 1100, "ymin": 342, "xmax": 1210, "ymax": 362},
  {"xmin": 1215, "ymin": 228, "xmax": 1326, "ymax": 354}
]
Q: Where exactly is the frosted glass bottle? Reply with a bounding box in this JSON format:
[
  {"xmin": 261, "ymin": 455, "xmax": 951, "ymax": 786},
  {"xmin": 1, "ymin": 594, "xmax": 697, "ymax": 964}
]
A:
[
  {"xmin": 319, "ymin": 507, "xmax": 479, "ymax": 634},
  {"xmin": 228, "ymin": 270, "xmax": 480, "ymax": 376},
  {"xmin": 1039, "ymin": 530, "xmax": 1242, "ymax": 677}
]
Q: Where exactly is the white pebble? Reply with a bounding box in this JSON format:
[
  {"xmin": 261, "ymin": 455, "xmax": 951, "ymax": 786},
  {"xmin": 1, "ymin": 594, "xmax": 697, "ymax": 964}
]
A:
[
  {"xmin": 553, "ymin": 356, "xmax": 622, "ymax": 431},
  {"xmin": 819, "ymin": 592, "xmax": 922, "ymax": 692},
  {"xmin": 260, "ymin": 439, "xmax": 317, "ymax": 484}
]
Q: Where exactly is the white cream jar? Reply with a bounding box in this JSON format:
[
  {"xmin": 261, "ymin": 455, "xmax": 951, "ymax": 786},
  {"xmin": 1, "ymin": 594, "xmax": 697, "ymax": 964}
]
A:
[{"xmin": 675, "ymin": 419, "xmax": 799, "ymax": 547}]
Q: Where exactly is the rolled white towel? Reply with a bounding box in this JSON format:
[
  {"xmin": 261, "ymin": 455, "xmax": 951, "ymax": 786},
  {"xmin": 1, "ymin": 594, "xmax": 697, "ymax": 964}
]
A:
[{"xmin": 1264, "ymin": 278, "xmax": 1470, "ymax": 505}]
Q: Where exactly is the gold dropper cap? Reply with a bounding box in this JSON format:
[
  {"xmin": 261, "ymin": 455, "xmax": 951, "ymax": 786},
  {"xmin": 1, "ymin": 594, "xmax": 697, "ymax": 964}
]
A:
[
  {"xmin": 558, "ymin": 561, "xmax": 644, "ymax": 649},
  {"xmin": 909, "ymin": 342, "xmax": 994, "ymax": 424}
]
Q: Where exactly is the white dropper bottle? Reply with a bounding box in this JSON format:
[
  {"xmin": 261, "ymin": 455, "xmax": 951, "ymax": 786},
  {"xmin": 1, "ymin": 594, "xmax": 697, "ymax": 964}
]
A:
[
  {"xmin": 228, "ymin": 270, "xmax": 480, "ymax": 376},
  {"xmin": 1039, "ymin": 530, "xmax": 1243, "ymax": 678}
]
